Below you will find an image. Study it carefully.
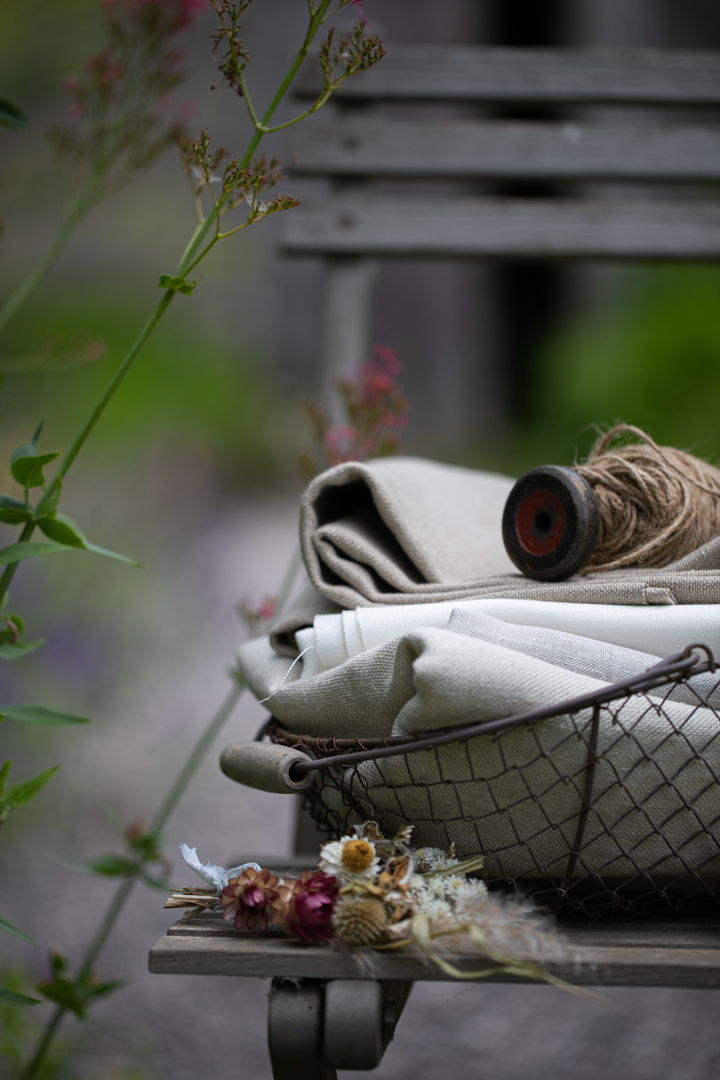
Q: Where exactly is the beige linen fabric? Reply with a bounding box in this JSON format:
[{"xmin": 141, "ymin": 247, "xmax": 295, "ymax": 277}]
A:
[
  {"xmin": 237, "ymin": 630, "xmax": 720, "ymax": 881},
  {"xmin": 293, "ymin": 457, "xmax": 720, "ymax": 626}
]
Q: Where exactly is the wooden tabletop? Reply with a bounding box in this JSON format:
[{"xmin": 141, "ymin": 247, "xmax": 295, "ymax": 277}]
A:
[{"xmin": 150, "ymin": 909, "xmax": 720, "ymax": 989}]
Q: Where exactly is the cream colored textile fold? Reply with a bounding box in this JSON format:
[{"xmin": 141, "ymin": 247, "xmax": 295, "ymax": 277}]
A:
[{"xmin": 293, "ymin": 458, "xmax": 720, "ymax": 635}]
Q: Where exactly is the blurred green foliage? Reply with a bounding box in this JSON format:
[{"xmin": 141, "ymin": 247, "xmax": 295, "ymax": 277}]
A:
[
  {"xmin": 465, "ymin": 264, "xmax": 720, "ymax": 478},
  {"xmin": 0, "ymin": 285, "xmax": 295, "ymax": 485},
  {"xmin": 536, "ymin": 265, "xmax": 720, "ymax": 462}
]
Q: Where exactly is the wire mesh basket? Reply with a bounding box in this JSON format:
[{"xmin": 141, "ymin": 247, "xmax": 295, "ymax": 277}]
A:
[{"xmin": 267, "ymin": 645, "xmax": 720, "ymax": 916}]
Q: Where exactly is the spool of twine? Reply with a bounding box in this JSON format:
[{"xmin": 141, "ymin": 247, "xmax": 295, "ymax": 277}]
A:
[{"xmin": 575, "ymin": 425, "xmax": 720, "ymax": 573}]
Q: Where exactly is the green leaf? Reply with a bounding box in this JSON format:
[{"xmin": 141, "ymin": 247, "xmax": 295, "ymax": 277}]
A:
[
  {"xmin": 0, "ymin": 640, "xmax": 45, "ymax": 661},
  {"xmin": 85, "ymin": 854, "xmax": 137, "ymax": 877},
  {"xmin": 83, "ymin": 977, "xmax": 124, "ymax": 1001},
  {"xmin": 36, "ymin": 517, "xmax": 84, "ymax": 549},
  {"xmin": 37, "ymin": 978, "xmax": 87, "ymax": 1018},
  {"xmin": 1, "ymin": 612, "xmax": 24, "ymax": 635},
  {"xmin": 0, "ymin": 989, "xmax": 40, "ymax": 1008},
  {"xmin": 0, "ymin": 761, "xmax": 9, "ymax": 799},
  {"xmin": 0, "ymin": 508, "xmax": 32, "ymax": 525},
  {"xmin": 10, "ymin": 422, "xmax": 60, "ymax": 488},
  {"xmin": 158, "ymin": 274, "xmax": 196, "ymax": 295},
  {"xmin": 0, "ymin": 494, "xmax": 27, "ymax": 510},
  {"xmin": 0, "ymin": 765, "xmax": 59, "ymax": 823},
  {"xmin": 0, "ymin": 704, "xmax": 91, "ymax": 726},
  {"xmin": 38, "ymin": 514, "xmax": 143, "ymax": 568},
  {"xmin": 0, "ymin": 541, "xmax": 71, "ymax": 565},
  {"xmin": 0, "ymin": 914, "xmax": 34, "ymax": 945},
  {"xmin": 0, "ymin": 97, "xmax": 28, "ymax": 131},
  {"xmin": 11, "ymin": 453, "xmax": 61, "ymax": 489}
]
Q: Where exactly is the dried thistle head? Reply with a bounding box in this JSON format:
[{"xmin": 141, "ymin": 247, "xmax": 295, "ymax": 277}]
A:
[{"xmin": 333, "ymin": 896, "xmax": 388, "ymax": 946}]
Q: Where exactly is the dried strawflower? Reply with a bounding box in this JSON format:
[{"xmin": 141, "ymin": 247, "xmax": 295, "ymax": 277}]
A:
[
  {"xmin": 319, "ymin": 836, "xmax": 380, "ymax": 883},
  {"xmin": 221, "ymin": 867, "xmax": 282, "ymax": 932},
  {"xmin": 333, "ymin": 896, "xmax": 388, "ymax": 946},
  {"xmin": 272, "ymin": 870, "xmax": 338, "ymax": 943}
]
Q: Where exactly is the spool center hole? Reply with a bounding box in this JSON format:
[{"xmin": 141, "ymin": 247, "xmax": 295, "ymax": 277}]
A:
[{"xmin": 534, "ymin": 509, "xmax": 552, "ymax": 534}]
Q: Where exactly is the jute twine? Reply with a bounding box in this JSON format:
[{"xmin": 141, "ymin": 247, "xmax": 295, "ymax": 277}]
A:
[{"xmin": 575, "ymin": 425, "xmax": 720, "ymax": 573}]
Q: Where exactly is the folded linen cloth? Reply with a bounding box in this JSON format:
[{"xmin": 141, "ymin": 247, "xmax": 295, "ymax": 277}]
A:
[
  {"xmin": 445, "ymin": 609, "xmax": 720, "ymax": 708},
  {"xmin": 294, "ymin": 598, "xmax": 720, "ymax": 678},
  {"xmin": 295, "ymin": 456, "xmax": 720, "ymax": 624},
  {"xmin": 238, "ymin": 627, "xmax": 715, "ymax": 739},
  {"xmin": 236, "ymin": 629, "xmax": 720, "ymax": 880}
]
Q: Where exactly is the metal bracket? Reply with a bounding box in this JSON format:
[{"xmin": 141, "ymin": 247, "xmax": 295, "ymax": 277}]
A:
[{"xmin": 268, "ymin": 977, "xmax": 413, "ymax": 1078}]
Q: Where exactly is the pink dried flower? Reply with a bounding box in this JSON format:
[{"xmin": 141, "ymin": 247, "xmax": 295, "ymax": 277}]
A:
[
  {"xmin": 221, "ymin": 867, "xmax": 282, "ymax": 932},
  {"xmin": 273, "ymin": 870, "xmax": 339, "ymax": 943}
]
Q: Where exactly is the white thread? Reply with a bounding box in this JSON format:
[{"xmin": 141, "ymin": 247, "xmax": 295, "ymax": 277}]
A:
[{"xmin": 257, "ymin": 645, "xmax": 319, "ymax": 705}]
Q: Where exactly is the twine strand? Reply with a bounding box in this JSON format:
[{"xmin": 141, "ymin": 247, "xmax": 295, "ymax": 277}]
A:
[{"xmin": 575, "ymin": 425, "xmax": 720, "ymax": 573}]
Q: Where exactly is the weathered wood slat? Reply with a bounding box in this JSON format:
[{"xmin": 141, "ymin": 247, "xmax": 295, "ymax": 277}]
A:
[
  {"xmin": 149, "ymin": 914, "xmax": 720, "ymax": 988},
  {"xmin": 289, "ymin": 118, "xmax": 720, "ymax": 182},
  {"xmin": 282, "ymin": 196, "xmax": 720, "ymax": 259},
  {"xmin": 294, "ymin": 46, "xmax": 720, "ymax": 105}
]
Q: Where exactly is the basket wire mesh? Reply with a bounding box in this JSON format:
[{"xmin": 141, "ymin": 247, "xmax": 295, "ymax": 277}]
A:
[{"xmin": 266, "ymin": 645, "xmax": 720, "ymax": 916}]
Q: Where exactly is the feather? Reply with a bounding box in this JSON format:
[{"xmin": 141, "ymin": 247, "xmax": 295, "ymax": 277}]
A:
[{"xmin": 179, "ymin": 844, "xmax": 261, "ymax": 893}]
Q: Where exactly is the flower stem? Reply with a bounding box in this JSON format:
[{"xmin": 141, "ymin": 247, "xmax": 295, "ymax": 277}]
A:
[
  {"xmin": 19, "ymin": 677, "xmax": 245, "ymax": 1080},
  {"xmin": 0, "ymin": 289, "xmax": 176, "ymax": 602}
]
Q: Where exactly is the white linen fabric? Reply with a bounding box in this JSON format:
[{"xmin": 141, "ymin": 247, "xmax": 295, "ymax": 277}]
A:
[{"xmin": 295, "ymin": 598, "xmax": 720, "ymax": 678}]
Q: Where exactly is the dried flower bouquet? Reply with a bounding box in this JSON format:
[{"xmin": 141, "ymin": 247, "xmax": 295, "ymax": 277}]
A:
[{"xmin": 168, "ymin": 822, "xmax": 594, "ymax": 998}]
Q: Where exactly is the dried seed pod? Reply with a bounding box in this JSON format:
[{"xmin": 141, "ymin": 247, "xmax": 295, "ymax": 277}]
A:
[{"xmin": 333, "ymin": 897, "xmax": 389, "ymax": 946}]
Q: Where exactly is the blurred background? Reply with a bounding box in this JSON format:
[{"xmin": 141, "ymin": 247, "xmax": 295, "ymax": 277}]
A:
[{"xmin": 2, "ymin": 1, "xmax": 720, "ymax": 1077}]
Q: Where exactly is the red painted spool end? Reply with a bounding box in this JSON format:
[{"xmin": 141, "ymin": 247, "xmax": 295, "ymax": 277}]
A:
[{"xmin": 502, "ymin": 466, "xmax": 599, "ymax": 581}]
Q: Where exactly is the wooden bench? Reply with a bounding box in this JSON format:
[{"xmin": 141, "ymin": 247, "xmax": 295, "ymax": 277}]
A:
[
  {"xmin": 150, "ymin": 46, "xmax": 720, "ymax": 1077},
  {"xmin": 283, "ymin": 44, "xmax": 720, "ymax": 402},
  {"xmin": 150, "ymin": 871, "xmax": 720, "ymax": 1078}
]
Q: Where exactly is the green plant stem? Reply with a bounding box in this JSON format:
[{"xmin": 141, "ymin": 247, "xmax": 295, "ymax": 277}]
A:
[
  {"xmin": 0, "ymin": 288, "xmax": 176, "ymax": 602},
  {"xmin": 0, "ymin": 203, "xmax": 85, "ymax": 337},
  {"xmin": 19, "ymin": 677, "xmax": 245, "ymax": 1080},
  {"xmin": 177, "ymin": 0, "xmax": 332, "ymax": 277}
]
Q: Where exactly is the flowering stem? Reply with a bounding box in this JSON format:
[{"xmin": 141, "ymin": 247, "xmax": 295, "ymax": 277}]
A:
[
  {"xmin": 0, "ymin": 289, "xmax": 176, "ymax": 602},
  {"xmin": 19, "ymin": 677, "xmax": 245, "ymax": 1080}
]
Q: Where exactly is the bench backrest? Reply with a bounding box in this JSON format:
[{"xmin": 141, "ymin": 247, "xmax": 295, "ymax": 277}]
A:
[{"xmin": 284, "ymin": 46, "xmax": 720, "ymax": 260}]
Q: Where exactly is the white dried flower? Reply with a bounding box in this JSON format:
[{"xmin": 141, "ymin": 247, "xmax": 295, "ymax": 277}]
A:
[{"xmin": 318, "ymin": 835, "xmax": 380, "ymax": 883}]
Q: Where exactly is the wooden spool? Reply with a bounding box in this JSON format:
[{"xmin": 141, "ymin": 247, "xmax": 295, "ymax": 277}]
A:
[{"xmin": 502, "ymin": 466, "xmax": 600, "ymax": 581}]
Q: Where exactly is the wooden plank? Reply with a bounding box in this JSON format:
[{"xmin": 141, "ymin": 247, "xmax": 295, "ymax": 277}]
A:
[
  {"xmin": 149, "ymin": 913, "xmax": 720, "ymax": 988},
  {"xmin": 289, "ymin": 118, "xmax": 720, "ymax": 182},
  {"xmin": 282, "ymin": 196, "xmax": 720, "ymax": 260},
  {"xmin": 294, "ymin": 46, "xmax": 720, "ymax": 105}
]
